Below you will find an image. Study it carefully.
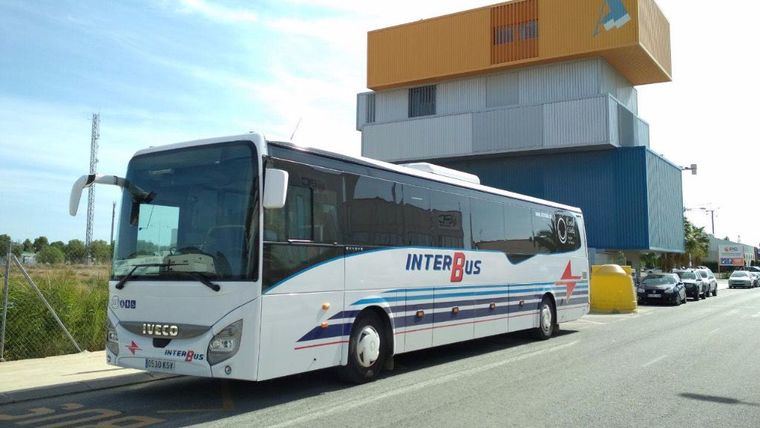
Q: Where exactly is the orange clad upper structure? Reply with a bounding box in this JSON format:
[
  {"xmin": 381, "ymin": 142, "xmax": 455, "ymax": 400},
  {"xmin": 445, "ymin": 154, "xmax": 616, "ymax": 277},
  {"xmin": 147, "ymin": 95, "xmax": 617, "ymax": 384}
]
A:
[{"xmin": 367, "ymin": 0, "xmax": 670, "ymax": 90}]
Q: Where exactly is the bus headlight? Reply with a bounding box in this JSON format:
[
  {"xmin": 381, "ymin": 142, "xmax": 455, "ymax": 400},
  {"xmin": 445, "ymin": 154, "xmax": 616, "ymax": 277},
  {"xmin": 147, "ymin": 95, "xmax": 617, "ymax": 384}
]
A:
[
  {"xmin": 106, "ymin": 318, "xmax": 119, "ymax": 356},
  {"xmin": 207, "ymin": 320, "xmax": 242, "ymax": 365}
]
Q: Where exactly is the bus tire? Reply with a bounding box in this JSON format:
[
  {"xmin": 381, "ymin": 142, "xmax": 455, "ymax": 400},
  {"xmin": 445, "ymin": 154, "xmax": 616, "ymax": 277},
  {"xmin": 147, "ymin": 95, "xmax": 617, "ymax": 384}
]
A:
[
  {"xmin": 533, "ymin": 296, "xmax": 555, "ymax": 341},
  {"xmin": 338, "ymin": 311, "xmax": 386, "ymax": 384}
]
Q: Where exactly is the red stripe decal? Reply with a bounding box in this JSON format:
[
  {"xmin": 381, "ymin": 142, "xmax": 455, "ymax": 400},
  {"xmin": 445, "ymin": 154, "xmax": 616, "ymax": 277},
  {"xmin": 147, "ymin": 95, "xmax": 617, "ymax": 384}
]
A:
[{"xmin": 294, "ymin": 340, "xmax": 348, "ymax": 350}]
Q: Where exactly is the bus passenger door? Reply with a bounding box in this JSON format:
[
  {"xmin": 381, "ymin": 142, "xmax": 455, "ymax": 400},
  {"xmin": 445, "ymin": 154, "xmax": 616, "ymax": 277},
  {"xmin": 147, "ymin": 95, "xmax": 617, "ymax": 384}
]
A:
[{"xmin": 257, "ymin": 158, "xmax": 347, "ymax": 380}]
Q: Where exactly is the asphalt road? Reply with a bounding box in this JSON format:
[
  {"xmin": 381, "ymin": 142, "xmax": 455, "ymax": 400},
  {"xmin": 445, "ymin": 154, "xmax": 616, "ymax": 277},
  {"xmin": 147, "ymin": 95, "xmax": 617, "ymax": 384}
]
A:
[{"xmin": 2, "ymin": 282, "xmax": 760, "ymax": 427}]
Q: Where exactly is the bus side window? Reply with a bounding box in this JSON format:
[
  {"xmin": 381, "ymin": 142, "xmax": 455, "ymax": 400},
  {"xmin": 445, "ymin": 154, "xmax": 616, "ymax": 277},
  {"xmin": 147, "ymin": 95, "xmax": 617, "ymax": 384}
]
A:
[
  {"xmin": 430, "ymin": 190, "xmax": 470, "ymax": 249},
  {"xmin": 504, "ymin": 204, "xmax": 536, "ymax": 262},
  {"xmin": 344, "ymin": 175, "xmax": 403, "ymax": 247},
  {"xmin": 264, "ymin": 159, "xmax": 342, "ymax": 244},
  {"xmin": 471, "ymin": 198, "xmax": 506, "ymax": 253},
  {"xmin": 287, "ymin": 186, "xmax": 313, "ymax": 241},
  {"xmin": 402, "ymin": 184, "xmax": 433, "ymax": 246},
  {"xmin": 532, "ymin": 210, "xmax": 555, "ymax": 254}
]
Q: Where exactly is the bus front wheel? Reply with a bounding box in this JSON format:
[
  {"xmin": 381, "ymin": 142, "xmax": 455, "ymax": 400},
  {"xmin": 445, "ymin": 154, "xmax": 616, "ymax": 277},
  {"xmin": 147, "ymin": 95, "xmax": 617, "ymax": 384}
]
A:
[{"xmin": 339, "ymin": 311, "xmax": 387, "ymax": 384}]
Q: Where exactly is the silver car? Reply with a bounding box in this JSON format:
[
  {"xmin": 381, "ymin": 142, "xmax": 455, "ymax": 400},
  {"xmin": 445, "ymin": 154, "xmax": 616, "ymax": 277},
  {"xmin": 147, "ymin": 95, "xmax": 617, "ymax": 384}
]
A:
[
  {"xmin": 728, "ymin": 270, "xmax": 754, "ymax": 289},
  {"xmin": 697, "ymin": 268, "xmax": 718, "ymax": 297}
]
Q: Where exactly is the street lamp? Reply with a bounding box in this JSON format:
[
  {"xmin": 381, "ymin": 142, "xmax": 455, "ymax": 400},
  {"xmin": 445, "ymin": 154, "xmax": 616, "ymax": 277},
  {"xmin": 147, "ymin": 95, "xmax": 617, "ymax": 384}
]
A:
[{"xmin": 681, "ymin": 163, "xmax": 698, "ymax": 175}]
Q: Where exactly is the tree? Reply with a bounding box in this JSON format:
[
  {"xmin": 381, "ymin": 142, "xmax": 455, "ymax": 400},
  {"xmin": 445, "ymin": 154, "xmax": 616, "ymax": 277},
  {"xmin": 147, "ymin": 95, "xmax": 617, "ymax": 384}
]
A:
[
  {"xmin": 641, "ymin": 252, "xmax": 659, "ymax": 269},
  {"xmin": 33, "ymin": 236, "xmax": 49, "ymax": 253},
  {"xmin": 50, "ymin": 241, "xmax": 66, "ymax": 252},
  {"xmin": 90, "ymin": 240, "xmax": 112, "ymax": 264},
  {"xmin": 0, "ymin": 234, "xmax": 10, "ymax": 254},
  {"xmin": 11, "ymin": 243, "xmax": 22, "ymax": 258},
  {"xmin": 684, "ymin": 219, "xmax": 709, "ymax": 266},
  {"xmin": 22, "ymin": 239, "xmax": 33, "ymax": 252},
  {"xmin": 65, "ymin": 239, "xmax": 87, "ymax": 264},
  {"xmin": 37, "ymin": 246, "xmax": 65, "ymax": 265}
]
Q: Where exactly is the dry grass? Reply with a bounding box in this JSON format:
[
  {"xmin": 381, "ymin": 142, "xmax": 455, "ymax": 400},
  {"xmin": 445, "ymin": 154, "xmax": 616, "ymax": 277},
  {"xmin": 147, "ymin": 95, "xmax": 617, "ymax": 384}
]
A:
[{"xmin": 1, "ymin": 264, "xmax": 110, "ymax": 360}]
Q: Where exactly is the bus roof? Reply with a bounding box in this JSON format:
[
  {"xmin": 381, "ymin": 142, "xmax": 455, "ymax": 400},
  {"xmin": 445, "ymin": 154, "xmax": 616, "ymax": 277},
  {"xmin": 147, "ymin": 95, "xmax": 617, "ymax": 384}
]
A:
[{"xmin": 134, "ymin": 133, "xmax": 582, "ymax": 214}]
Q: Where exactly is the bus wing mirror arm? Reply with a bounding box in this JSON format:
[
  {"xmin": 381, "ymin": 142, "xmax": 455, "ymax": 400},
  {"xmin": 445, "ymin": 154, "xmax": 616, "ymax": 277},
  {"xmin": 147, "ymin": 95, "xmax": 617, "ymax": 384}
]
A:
[
  {"xmin": 69, "ymin": 174, "xmax": 154, "ymax": 216},
  {"xmin": 263, "ymin": 168, "xmax": 289, "ymax": 209}
]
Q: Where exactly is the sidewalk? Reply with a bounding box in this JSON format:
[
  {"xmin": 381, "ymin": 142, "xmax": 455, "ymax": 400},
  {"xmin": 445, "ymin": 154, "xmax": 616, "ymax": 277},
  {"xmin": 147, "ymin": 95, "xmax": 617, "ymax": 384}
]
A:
[{"xmin": 0, "ymin": 351, "xmax": 177, "ymax": 404}]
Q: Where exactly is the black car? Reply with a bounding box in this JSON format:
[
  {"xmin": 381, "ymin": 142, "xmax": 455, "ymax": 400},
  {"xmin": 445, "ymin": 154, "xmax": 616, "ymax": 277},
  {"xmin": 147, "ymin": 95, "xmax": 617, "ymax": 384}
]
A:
[
  {"xmin": 673, "ymin": 269, "xmax": 706, "ymax": 300},
  {"xmin": 637, "ymin": 273, "xmax": 687, "ymax": 305}
]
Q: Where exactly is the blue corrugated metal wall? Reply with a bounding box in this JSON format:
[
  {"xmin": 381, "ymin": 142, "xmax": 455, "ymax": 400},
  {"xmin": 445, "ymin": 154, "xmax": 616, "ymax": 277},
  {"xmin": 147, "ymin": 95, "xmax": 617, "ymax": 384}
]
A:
[
  {"xmin": 646, "ymin": 150, "xmax": 685, "ymax": 252},
  {"xmin": 441, "ymin": 147, "xmax": 684, "ymax": 252}
]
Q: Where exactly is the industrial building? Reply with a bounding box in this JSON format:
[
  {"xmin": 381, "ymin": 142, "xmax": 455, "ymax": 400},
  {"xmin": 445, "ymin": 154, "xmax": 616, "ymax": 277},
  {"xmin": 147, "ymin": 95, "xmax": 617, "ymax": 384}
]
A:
[{"xmin": 356, "ymin": 0, "xmax": 683, "ymax": 265}]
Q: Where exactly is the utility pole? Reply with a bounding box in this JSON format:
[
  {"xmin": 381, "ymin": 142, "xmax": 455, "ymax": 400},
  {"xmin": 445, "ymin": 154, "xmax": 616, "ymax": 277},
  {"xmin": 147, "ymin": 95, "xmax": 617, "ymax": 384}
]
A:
[{"xmin": 85, "ymin": 113, "xmax": 100, "ymax": 262}]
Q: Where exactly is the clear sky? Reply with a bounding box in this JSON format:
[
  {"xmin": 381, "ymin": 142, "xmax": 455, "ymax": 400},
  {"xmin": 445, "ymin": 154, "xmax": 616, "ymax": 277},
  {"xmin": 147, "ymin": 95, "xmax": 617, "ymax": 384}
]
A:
[{"xmin": 0, "ymin": 0, "xmax": 757, "ymax": 247}]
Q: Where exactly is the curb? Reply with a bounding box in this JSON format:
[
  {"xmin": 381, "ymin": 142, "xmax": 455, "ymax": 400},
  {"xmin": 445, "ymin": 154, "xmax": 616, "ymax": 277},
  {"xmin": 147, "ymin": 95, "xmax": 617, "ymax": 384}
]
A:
[{"xmin": 0, "ymin": 372, "xmax": 180, "ymax": 405}]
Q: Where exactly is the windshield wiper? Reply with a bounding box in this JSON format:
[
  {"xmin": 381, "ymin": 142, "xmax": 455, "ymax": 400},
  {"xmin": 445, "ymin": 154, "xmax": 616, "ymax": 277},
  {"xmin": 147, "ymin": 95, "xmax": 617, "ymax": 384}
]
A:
[
  {"xmin": 114, "ymin": 263, "xmax": 170, "ymax": 290},
  {"xmin": 115, "ymin": 262, "xmax": 222, "ymax": 291},
  {"xmin": 168, "ymin": 270, "xmax": 221, "ymax": 292}
]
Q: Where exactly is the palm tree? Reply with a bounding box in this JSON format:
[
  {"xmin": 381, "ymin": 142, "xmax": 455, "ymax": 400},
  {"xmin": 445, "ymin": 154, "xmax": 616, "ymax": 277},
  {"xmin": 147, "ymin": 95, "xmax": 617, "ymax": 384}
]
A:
[{"xmin": 684, "ymin": 219, "xmax": 710, "ymax": 267}]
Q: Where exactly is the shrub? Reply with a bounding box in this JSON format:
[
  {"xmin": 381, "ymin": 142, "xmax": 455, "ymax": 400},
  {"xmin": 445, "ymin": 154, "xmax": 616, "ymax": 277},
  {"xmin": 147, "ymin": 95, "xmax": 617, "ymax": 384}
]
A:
[{"xmin": 37, "ymin": 246, "xmax": 65, "ymax": 265}]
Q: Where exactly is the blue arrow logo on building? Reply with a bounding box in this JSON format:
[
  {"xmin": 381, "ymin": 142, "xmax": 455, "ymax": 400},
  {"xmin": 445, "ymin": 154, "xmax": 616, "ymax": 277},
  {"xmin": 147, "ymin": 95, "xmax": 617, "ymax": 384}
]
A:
[{"xmin": 594, "ymin": 0, "xmax": 631, "ymax": 36}]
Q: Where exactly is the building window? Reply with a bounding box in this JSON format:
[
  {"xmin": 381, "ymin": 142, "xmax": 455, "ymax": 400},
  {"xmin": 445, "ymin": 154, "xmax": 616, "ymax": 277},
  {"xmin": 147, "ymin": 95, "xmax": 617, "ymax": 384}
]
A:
[
  {"xmin": 408, "ymin": 85, "xmax": 436, "ymax": 118},
  {"xmin": 366, "ymin": 93, "xmax": 376, "ymax": 123},
  {"xmin": 519, "ymin": 20, "xmax": 538, "ymax": 40},
  {"xmin": 494, "ymin": 25, "xmax": 514, "ymax": 44}
]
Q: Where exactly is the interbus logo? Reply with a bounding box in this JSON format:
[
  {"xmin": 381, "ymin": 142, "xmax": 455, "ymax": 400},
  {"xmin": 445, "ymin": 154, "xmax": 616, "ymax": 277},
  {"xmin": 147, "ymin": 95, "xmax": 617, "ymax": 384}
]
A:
[{"xmin": 405, "ymin": 252, "xmax": 482, "ymax": 282}]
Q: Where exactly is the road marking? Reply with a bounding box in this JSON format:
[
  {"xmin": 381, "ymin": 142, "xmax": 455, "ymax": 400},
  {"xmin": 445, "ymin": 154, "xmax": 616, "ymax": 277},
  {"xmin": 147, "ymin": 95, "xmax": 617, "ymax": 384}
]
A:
[
  {"xmin": 708, "ymin": 328, "xmax": 720, "ymax": 335},
  {"xmin": 270, "ymin": 340, "xmax": 579, "ymax": 428},
  {"xmin": 642, "ymin": 355, "xmax": 667, "ymax": 368},
  {"xmin": 751, "ymin": 311, "xmax": 760, "ymax": 318},
  {"xmin": 156, "ymin": 409, "xmax": 225, "ymax": 414}
]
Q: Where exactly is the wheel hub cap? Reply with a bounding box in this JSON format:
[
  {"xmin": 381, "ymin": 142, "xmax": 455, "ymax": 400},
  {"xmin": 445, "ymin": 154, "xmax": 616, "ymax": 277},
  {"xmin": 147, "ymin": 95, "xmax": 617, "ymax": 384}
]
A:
[
  {"xmin": 356, "ymin": 326, "xmax": 381, "ymax": 368},
  {"xmin": 541, "ymin": 304, "xmax": 552, "ymax": 334}
]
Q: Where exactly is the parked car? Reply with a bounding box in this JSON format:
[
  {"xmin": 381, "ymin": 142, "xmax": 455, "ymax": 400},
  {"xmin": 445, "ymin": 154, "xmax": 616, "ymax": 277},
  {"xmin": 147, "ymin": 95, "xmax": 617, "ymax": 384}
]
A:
[
  {"xmin": 637, "ymin": 273, "xmax": 687, "ymax": 305},
  {"xmin": 728, "ymin": 270, "xmax": 754, "ymax": 289},
  {"xmin": 744, "ymin": 267, "xmax": 760, "ymax": 286},
  {"xmin": 673, "ymin": 269, "xmax": 706, "ymax": 300},
  {"xmin": 697, "ymin": 268, "xmax": 718, "ymax": 297},
  {"xmin": 751, "ymin": 272, "xmax": 760, "ymax": 288}
]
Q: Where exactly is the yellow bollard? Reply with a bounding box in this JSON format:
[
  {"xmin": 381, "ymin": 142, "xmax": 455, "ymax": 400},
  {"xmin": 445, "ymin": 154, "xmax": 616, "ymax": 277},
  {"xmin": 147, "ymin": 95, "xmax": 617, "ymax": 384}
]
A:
[{"xmin": 590, "ymin": 264, "xmax": 638, "ymax": 314}]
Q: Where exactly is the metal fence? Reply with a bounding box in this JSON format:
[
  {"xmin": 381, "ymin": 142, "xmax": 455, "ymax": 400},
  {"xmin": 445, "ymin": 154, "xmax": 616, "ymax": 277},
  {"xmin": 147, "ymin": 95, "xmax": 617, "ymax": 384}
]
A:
[{"xmin": 1, "ymin": 244, "xmax": 106, "ymax": 362}]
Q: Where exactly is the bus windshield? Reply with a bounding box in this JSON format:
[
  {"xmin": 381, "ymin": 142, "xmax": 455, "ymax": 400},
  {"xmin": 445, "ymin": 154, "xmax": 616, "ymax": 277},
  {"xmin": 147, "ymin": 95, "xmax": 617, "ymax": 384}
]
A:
[{"xmin": 112, "ymin": 142, "xmax": 258, "ymax": 281}]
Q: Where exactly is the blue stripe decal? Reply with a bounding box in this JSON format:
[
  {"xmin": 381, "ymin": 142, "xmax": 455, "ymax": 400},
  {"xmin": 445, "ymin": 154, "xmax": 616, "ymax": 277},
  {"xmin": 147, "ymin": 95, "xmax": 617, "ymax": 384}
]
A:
[
  {"xmin": 388, "ymin": 281, "xmax": 588, "ymax": 293},
  {"xmin": 299, "ymin": 298, "xmax": 588, "ymax": 342},
  {"xmin": 330, "ymin": 293, "xmax": 589, "ymax": 321},
  {"xmin": 352, "ymin": 285, "xmax": 588, "ymax": 306}
]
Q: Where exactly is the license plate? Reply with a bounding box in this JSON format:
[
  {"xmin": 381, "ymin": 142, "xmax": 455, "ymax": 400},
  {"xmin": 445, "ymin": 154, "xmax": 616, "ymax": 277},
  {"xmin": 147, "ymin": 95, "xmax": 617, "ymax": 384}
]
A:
[
  {"xmin": 145, "ymin": 358, "xmax": 175, "ymax": 371},
  {"xmin": 647, "ymin": 294, "xmax": 660, "ymax": 298}
]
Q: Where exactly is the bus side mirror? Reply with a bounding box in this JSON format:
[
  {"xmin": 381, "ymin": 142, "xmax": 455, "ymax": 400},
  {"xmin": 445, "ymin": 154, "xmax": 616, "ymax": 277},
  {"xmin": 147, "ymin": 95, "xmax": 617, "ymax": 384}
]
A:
[
  {"xmin": 69, "ymin": 174, "xmax": 95, "ymax": 216},
  {"xmin": 263, "ymin": 168, "xmax": 289, "ymax": 209}
]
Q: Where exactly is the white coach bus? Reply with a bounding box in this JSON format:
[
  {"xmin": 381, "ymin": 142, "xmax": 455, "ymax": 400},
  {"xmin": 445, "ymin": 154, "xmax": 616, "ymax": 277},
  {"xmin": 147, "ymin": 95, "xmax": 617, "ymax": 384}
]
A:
[{"xmin": 69, "ymin": 133, "xmax": 589, "ymax": 383}]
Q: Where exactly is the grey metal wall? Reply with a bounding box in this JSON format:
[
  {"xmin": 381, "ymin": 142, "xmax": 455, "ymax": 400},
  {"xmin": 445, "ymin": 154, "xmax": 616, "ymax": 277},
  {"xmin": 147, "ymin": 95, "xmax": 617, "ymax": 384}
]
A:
[
  {"xmin": 357, "ymin": 57, "xmax": 638, "ymax": 130},
  {"xmin": 362, "ymin": 114, "xmax": 473, "ymax": 161},
  {"xmin": 598, "ymin": 59, "xmax": 638, "ymax": 113},
  {"xmin": 361, "ymin": 94, "xmax": 649, "ymax": 162}
]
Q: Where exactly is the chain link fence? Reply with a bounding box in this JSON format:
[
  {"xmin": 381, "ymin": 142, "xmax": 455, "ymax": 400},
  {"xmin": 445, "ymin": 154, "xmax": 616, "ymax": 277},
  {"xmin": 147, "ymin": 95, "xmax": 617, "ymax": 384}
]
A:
[{"xmin": 1, "ymin": 251, "xmax": 109, "ymax": 362}]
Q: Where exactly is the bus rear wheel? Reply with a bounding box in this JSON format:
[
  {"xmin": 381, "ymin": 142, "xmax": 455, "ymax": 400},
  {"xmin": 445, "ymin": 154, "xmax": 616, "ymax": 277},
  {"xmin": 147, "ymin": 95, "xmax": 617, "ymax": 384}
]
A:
[
  {"xmin": 338, "ymin": 311, "xmax": 387, "ymax": 384},
  {"xmin": 533, "ymin": 297, "xmax": 556, "ymax": 341}
]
